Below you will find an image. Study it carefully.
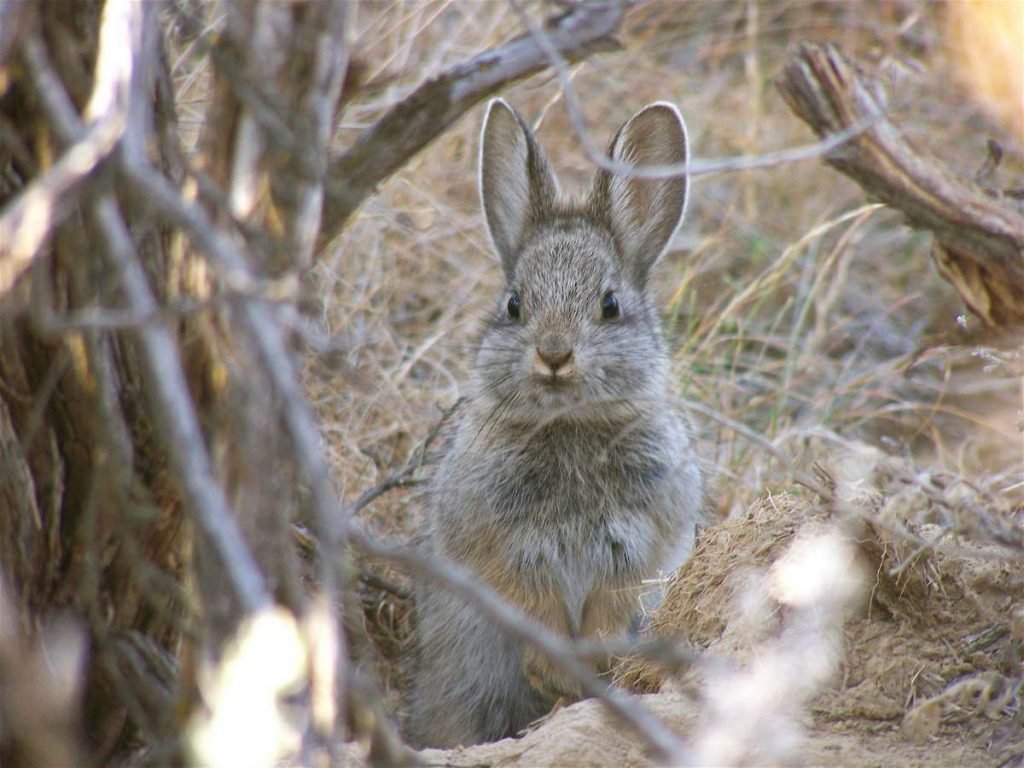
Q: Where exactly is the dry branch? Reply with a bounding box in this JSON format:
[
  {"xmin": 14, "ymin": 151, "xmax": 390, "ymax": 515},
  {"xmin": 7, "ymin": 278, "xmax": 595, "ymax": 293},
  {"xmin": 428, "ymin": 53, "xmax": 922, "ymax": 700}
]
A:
[
  {"xmin": 777, "ymin": 42, "xmax": 1024, "ymax": 328},
  {"xmin": 318, "ymin": 0, "xmax": 624, "ymax": 245}
]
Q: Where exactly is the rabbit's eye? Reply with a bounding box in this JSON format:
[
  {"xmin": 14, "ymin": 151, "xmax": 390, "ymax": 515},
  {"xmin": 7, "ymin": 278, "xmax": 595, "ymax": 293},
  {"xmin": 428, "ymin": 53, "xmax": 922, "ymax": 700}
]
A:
[
  {"xmin": 601, "ymin": 291, "xmax": 620, "ymax": 320},
  {"xmin": 506, "ymin": 292, "xmax": 521, "ymax": 320}
]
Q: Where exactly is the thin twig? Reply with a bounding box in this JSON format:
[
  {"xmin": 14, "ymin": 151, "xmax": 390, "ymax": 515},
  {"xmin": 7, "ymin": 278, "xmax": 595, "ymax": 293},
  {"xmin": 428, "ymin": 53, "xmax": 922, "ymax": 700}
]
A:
[
  {"xmin": 0, "ymin": 37, "xmax": 124, "ymax": 295},
  {"xmin": 359, "ymin": 571, "xmax": 411, "ymax": 601},
  {"xmin": 274, "ymin": 0, "xmax": 350, "ymax": 267},
  {"xmin": 0, "ymin": 116, "xmax": 119, "ymax": 292},
  {"xmin": 168, "ymin": 0, "xmax": 319, "ymax": 180},
  {"xmin": 510, "ymin": 0, "xmax": 880, "ymax": 182},
  {"xmin": 680, "ymin": 398, "xmax": 835, "ymax": 502}
]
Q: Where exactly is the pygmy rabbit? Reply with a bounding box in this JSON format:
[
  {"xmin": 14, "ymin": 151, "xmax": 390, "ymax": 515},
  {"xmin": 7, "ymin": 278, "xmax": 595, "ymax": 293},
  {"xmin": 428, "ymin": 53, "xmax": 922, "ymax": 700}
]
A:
[{"xmin": 406, "ymin": 99, "xmax": 704, "ymax": 748}]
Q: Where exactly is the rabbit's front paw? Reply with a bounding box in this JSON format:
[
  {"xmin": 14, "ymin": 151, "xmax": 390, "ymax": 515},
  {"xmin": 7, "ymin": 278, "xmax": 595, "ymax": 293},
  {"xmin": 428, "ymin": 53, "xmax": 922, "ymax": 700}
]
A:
[{"xmin": 522, "ymin": 646, "xmax": 585, "ymax": 704}]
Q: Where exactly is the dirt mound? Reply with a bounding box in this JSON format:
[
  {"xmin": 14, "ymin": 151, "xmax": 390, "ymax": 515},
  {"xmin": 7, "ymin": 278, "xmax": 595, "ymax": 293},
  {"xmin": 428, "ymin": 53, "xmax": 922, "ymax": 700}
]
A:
[{"xmin": 419, "ymin": 697, "xmax": 996, "ymax": 768}]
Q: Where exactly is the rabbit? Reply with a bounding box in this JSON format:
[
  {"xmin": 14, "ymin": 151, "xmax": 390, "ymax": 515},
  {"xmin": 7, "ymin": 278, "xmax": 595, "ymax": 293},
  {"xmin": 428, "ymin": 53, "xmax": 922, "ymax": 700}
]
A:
[{"xmin": 405, "ymin": 99, "xmax": 705, "ymax": 749}]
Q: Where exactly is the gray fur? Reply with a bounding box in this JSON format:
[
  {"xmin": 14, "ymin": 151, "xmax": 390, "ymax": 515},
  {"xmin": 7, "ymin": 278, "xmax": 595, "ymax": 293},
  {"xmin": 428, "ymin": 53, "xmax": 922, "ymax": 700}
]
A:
[{"xmin": 406, "ymin": 99, "xmax": 703, "ymax": 748}]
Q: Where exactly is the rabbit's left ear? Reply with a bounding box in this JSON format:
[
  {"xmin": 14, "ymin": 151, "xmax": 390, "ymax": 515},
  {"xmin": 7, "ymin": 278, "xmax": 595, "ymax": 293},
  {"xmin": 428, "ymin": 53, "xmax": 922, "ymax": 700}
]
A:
[
  {"xmin": 480, "ymin": 99, "xmax": 559, "ymax": 280},
  {"xmin": 591, "ymin": 103, "xmax": 689, "ymax": 284}
]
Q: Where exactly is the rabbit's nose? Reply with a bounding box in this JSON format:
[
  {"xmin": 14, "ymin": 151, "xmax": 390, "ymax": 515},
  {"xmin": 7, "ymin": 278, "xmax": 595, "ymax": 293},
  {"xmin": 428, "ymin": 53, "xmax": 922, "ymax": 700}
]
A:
[{"xmin": 536, "ymin": 334, "xmax": 573, "ymax": 373}]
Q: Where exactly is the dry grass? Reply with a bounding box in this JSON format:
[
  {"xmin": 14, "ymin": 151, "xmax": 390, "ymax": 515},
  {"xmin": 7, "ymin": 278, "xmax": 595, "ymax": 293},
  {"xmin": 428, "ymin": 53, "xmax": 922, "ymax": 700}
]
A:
[{"xmin": 282, "ymin": 0, "xmax": 1024, "ymax": 731}]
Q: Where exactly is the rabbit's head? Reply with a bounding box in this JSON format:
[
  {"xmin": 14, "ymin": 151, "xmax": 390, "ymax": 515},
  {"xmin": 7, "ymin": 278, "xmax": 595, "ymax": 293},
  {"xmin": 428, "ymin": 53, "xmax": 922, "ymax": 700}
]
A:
[{"xmin": 473, "ymin": 100, "xmax": 689, "ymax": 424}]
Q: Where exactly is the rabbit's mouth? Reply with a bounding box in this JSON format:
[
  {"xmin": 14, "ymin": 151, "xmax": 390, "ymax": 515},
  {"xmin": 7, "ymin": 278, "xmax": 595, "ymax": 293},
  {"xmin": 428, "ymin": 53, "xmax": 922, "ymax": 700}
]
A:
[
  {"xmin": 530, "ymin": 371, "xmax": 579, "ymax": 394},
  {"xmin": 525, "ymin": 386, "xmax": 629, "ymax": 423},
  {"xmin": 534, "ymin": 371, "xmax": 572, "ymax": 386},
  {"xmin": 526, "ymin": 374, "xmax": 591, "ymax": 415}
]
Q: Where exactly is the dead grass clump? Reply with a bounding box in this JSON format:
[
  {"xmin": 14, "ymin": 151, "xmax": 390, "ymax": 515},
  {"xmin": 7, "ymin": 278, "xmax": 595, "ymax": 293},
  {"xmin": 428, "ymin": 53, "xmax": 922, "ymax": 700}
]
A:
[
  {"xmin": 618, "ymin": 492, "xmax": 824, "ymax": 693},
  {"xmin": 820, "ymin": 447, "xmax": 1023, "ymax": 759},
  {"xmin": 620, "ymin": 444, "xmax": 1023, "ymax": 762}
]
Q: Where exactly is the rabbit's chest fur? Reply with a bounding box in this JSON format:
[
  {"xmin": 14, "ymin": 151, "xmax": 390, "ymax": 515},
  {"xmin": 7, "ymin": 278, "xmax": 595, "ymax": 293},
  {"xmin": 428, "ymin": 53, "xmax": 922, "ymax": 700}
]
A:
[{"xmin": 431, "ymin": 414, "xmax": 695, "ymax": 634}]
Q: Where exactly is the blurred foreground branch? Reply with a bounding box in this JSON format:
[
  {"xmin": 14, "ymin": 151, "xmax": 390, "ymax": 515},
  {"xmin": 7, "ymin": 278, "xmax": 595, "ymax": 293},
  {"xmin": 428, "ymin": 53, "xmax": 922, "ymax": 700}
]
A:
[
  {"xmin": 777, "ymin": 42, "xmax": 1024, "ymax": 328},
  {"xmin": 319, "ymin": 0, "xmax": 623, "ymax": 245}
]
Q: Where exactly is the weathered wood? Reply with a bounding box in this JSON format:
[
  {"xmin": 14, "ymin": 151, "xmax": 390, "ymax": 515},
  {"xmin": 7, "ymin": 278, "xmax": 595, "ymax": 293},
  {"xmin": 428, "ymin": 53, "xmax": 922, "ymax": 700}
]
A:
[{"xmin": 777, "ymin": 42, "xmax": 1024, "ymax": 328}]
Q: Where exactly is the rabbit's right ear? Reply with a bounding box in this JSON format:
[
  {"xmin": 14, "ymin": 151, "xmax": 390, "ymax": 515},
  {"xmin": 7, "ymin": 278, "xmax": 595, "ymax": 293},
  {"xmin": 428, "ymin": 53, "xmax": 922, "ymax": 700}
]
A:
[
  {"xmin": 591, "ymin": 103, "xmax": 689, "ymax": 286},
  {"xmin": 479, "ymin": 100, "xmax": 558, "ymax": 278}
]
